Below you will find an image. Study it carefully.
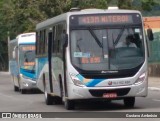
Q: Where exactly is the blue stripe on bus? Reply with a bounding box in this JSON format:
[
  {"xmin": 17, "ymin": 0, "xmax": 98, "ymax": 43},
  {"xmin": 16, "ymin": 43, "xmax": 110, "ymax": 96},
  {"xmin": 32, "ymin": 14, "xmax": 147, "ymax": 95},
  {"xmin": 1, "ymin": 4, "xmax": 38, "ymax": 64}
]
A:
[
  {"xmin": 86, "ymin": 79, "xmax": 104, "ymax": 87},
  {"xmin": 77, "ymin": 74, "xmax": 105, "ymax": 87},
  {"xmin": 20, "ymin": 68, "xmax": 36, "ymax": 80},
  {"xmin": 77, "ymin": 74, "xmax": 84, "ymax": 81}
]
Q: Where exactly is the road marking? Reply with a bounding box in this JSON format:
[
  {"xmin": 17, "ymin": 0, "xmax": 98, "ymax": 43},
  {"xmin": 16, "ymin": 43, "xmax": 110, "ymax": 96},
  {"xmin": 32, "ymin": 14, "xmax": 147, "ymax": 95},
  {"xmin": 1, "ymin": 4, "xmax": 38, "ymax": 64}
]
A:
[{"xmin": 148, "ymin": 87, "xmax": 160, "ymax": 91}]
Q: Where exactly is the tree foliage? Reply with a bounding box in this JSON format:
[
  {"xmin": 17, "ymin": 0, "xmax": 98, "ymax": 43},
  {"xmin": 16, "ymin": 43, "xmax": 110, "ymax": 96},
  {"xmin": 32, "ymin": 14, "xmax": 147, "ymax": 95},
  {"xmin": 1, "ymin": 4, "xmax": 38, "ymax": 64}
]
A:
[
  {"xmin": 0, "ymin": 0, "xmax": 159, "ymax": 41},
  {"xmin": 0, "ymin": 0, "xmax": 160, "ymax": 70}
]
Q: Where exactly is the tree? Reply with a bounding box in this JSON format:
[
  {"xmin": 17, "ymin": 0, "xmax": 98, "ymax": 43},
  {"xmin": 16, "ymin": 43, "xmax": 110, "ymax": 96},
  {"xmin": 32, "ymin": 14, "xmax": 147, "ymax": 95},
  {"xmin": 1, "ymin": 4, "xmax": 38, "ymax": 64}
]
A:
[{"xmin": 0, "ymin": 0, "xmax": 160, "ymax": 71}]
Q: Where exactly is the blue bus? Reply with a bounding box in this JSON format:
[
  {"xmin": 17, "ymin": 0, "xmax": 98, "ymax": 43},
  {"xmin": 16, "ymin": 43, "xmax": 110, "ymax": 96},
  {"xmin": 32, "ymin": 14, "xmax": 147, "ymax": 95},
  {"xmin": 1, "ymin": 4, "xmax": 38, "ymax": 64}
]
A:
[{"xmin": 9, "ymin": 32, "xmax": 37, "ymax": 94}]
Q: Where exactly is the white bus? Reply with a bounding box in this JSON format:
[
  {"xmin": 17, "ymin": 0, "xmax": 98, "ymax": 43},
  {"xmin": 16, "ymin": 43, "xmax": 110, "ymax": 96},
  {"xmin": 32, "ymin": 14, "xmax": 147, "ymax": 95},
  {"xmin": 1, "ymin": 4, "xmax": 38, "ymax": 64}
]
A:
[
  {"xmin": 9, "ymin": 32, "xmax": 37, "ymax": 94},
  {"xmin": 35, "ymin": 8, "xmax": 153, "ymax": 110}
]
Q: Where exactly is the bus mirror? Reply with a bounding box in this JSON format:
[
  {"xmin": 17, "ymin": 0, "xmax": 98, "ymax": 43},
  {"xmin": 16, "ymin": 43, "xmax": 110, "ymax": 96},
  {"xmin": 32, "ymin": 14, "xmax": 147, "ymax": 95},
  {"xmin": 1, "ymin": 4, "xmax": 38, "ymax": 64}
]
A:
[
  {"xmin": 147, "ymin": 28, "xmax": 154, "ymax": 41},
  {"xmin": 13, "ymin": 46, "xmax": 17, "ymax": 59},
  {"xmin": 12, "ymin": 51, "xmax": 16, "ymax": 59}
]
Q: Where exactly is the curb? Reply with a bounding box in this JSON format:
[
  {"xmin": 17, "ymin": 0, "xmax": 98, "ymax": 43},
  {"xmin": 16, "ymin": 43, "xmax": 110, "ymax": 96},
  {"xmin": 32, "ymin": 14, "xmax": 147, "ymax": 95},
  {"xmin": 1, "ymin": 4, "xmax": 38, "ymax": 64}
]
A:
[{"xmin": 148, "ymin": 87, "xmax": 160, "ymax": 91}]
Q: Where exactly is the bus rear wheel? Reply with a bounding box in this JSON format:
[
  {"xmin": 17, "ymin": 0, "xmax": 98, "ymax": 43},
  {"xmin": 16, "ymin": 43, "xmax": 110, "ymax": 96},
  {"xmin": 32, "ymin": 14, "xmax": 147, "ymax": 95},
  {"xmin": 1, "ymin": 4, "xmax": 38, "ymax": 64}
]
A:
[
  {"xmin": 123, "ymin": 97, "xmax": 135, "ymax": 108},
  {"xmin": 44, "ymin": 86, "xmax": 53, "ymax": 105},
  {"xmin": 64, "ymin": 99, "xmax": 75, "ymax": 110}
]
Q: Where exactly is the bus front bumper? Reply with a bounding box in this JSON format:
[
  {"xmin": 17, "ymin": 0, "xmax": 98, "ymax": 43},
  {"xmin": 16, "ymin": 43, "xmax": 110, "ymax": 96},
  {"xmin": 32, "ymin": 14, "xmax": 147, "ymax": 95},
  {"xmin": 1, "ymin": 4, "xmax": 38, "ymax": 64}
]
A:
[
  {"xmin": 67, "ymin": 80, "xmax": 147, "ymax": 100},
  {"xmin": 20, "ymin": 76, "xmax": 37, "ymax": 90}
]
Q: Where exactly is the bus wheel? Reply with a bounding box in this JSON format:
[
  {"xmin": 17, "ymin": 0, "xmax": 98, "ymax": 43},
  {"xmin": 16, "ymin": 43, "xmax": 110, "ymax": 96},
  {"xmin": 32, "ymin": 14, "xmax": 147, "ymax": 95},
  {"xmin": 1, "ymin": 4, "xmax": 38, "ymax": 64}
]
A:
[
  {"xmin": 57, "ymin": 76, "xmax": 63, "ymax": 104},
  {"xmin": 53, "ymin": 97, "xmax": 62, "ymax": 105},
  {"xmin": 13, "ymin": 76, "xmax": 19, "ymax": 91},
  {"xmin": 64, "ymin": 99, "xmax": 75, "ymax": 110},
  {"xmin": 44, "ymin": 85, "xmax": 53, "ymax": 105},
  {"xmin": 19, "ymin": 81, "xmax": 27, "ymax": 94},
  {"xmin": 21, "ymin": 89, "xmax": 26, "ymax": 94},
  {"xmin": 14, "ymin": 85, "xmax": 19, "ymax": 92},
  {"xmin": 123, "ymin": 97, "xmax": 135, "ymax": 108}
]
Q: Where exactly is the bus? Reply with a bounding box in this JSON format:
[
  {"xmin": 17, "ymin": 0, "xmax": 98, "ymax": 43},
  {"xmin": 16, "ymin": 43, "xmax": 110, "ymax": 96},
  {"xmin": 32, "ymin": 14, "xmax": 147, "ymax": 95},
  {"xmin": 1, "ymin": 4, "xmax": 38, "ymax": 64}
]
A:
[
  {"xmin": 35, "ymin": 7, "xmax": 153, "ymax": 110},
  {"xmin": 9, "ymin": 32, "xmax": 37, "ymax": 94}
]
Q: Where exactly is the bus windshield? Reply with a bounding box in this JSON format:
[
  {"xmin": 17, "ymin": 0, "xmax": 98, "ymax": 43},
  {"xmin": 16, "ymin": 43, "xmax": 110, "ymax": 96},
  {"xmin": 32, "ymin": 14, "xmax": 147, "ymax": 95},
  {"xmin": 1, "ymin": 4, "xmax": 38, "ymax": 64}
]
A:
[
  {"xmin": 19, "ymin": 45, "xmax": 35, "ymax": 71},
  {"xmin": 70, "ymin": 26, "xmax": 145, "ymax": 71}
]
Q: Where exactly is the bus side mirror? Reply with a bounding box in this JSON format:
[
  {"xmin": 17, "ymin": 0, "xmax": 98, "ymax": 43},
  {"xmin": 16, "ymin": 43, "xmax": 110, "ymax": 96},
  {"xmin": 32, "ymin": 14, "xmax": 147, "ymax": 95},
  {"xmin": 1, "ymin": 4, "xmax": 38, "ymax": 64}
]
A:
[
  {"xmin": 12, "ymin": 51, "xmax": 16, "ymax": 59},
  {"xmin": 13, "ymin": 46, "xmax": 18, "ymax": 59},
  {"xmin": 147, "ymin": 28, "xmax": 154, "ymax": 41}
]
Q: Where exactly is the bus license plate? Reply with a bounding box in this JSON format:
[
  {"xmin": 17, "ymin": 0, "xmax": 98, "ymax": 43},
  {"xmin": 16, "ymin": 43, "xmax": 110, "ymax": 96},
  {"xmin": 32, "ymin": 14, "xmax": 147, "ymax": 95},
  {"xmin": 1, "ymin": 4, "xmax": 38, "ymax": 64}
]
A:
[{"xmin": 103, "ymin": 93, "xmax": 117, "ymax": 98}]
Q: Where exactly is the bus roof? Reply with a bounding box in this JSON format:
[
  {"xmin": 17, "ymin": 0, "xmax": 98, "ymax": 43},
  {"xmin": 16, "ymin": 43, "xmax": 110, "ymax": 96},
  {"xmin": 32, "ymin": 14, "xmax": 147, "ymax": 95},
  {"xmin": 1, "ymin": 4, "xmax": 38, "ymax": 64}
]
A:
[
  {"xmin": 16, "ymin": 32, "xmax": 36, "ymax": 44},
  {"xmin": 36, "ymin": 8, "xmax": 142, "ymax": 30}
]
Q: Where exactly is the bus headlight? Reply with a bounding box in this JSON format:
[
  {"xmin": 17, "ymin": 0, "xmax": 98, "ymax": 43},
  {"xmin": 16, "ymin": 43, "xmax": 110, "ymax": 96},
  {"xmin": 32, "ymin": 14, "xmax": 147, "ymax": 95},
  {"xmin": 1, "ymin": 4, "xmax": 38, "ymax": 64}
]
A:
[
  {"xmin": 69, "ymin": 73, "xmax": 85, "ymax": 87},
  {"xmin": 134, "ymin": 72, "xmax": 146, "ymax": 85}
]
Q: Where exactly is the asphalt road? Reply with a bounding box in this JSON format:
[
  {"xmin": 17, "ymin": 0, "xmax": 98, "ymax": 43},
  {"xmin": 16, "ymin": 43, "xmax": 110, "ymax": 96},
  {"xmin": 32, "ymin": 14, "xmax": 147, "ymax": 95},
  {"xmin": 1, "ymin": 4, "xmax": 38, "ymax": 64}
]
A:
[{"xmin": 0, "ymin": 72, "xmax": 160, "ymax": 121}]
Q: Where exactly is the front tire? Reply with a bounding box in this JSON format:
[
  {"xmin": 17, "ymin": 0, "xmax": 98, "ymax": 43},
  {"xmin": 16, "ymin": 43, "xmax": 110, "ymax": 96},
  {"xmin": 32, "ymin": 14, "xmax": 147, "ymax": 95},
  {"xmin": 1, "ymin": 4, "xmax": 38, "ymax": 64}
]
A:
[
  {"xmin": 21, "ymin": 89, "xmax": 27, "ymax": 94},
  {"xmin": 19, "ymin": 79, "xmax": 27, "ymax": 94},
  {"xmin": 13, "ymin": 76, "xmax": 19, "ymax": 92},
  {"xmin": 44, "ymin": 85, "xmax": 53, "ymax": 105},
  {"xmin": 14, "ymin": 85, "xmax": 19, "ymax": 92},
  {"xmin": 124, "ymin": 97, "xmax": 135, "ymax": 108},
  {"xmin": 64, "ymin": 99, "xmax": 75, "ymax": 110}
]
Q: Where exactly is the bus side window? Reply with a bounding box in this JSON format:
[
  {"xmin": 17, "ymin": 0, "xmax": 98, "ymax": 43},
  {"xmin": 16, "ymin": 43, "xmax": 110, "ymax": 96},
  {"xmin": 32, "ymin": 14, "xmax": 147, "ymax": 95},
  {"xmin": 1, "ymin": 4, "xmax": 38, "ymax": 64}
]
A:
[
  {"xmin": 57, "ymin": 40, "xmax": 60, "ymax": 52},
  {"xmin": 43, "ymin": 30, "xmax": 46, "ymax": 54},
  {"xmin": 54, "ymin": 25, "xmax": 58, "ymax": 54},
  {"xmin": 52, "ymin": 26, "xmax": 56, "ymax": 54},
  {"xmin": 48, "ymin": 31, "xmax": 53, "ymax": 61},
  {"xmin": 55, "ymin": 24, "xmax": 65, "ymax": 54},
  {"xmin": 36, "ymin": 32, "xmax": 38, "ymax": 55}
]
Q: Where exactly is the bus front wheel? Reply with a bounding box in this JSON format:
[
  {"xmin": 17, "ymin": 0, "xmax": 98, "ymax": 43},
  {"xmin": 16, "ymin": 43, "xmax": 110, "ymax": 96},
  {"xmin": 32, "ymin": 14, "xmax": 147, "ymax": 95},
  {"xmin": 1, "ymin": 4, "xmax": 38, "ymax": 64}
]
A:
[
  {"xmin": 14, "ymin": 85, "xmax": 19, "ymax": 92},
  {"xmin": 21, "ymin": 89, "xmax": 27, "ymax": 94},
  {"xmin": 64, "ymin": 99, "xmax": 75, "ymax": 110},
  {"xmin": 13, "ymin": 76, "xmax": 19, "ymax": 92},
  {"xmin": 123, "ymin": 97, "xmax": 135, "ymax": 108},
  {"xmin": 44, "ymin": 85, "xmax": 53, "ymax": 105},
  {"xmin": 43, "ymin": 74, "xmax": 53, "ymax": 105}
]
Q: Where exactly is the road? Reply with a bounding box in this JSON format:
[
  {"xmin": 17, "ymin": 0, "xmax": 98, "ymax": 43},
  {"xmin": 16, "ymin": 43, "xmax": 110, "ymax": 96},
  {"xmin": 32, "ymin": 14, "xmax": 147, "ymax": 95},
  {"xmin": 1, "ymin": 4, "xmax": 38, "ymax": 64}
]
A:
[{"xmin": 0, "ymin": 72, "xmax": 160, "ymax": 121}]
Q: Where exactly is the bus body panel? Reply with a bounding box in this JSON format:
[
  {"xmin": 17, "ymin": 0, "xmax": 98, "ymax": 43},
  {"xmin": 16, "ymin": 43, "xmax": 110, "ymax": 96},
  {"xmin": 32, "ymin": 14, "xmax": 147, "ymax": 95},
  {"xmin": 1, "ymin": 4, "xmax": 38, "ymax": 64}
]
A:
[
  {"xmin": 36, "ymin": 56, "xmax": 64, "ymax": 97},
  {"xmin": 35, "ymin": 57, "xmax": 48, "ymax": 92}
]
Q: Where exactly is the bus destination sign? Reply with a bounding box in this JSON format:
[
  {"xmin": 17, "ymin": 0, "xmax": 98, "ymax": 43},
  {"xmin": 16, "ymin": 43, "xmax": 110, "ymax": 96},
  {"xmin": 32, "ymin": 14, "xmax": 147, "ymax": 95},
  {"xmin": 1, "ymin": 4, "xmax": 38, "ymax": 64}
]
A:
[
  {"xmin": 22, "ymin": 46, "xmax": 35, "ymax": 51},
  {"xmin": 78, "ymin": 15, "xmax": 133, "ymax": 25}
]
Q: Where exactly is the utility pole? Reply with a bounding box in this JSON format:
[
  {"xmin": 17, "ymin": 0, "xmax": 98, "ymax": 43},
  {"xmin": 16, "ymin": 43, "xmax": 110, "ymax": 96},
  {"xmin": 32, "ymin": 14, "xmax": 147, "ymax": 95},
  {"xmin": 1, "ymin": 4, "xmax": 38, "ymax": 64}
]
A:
[{"xmin": 8, "ymin": 31, "xmax": 10, "ymax": 72}]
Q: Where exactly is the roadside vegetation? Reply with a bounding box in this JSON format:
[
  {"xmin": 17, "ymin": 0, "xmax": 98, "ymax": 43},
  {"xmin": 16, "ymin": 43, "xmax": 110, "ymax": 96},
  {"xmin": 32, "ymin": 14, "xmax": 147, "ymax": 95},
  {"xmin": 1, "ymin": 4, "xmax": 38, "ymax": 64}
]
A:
[{"xmin": 0, "ymin": 0, "xmax": 159, "ymax": 71}]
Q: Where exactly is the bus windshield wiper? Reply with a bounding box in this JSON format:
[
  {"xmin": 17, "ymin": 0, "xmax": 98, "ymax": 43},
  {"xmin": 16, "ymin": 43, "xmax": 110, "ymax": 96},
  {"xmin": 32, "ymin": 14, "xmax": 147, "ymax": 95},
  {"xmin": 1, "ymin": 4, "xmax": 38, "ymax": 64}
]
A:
[{"xmin": 88, "ymin": 28, "xmax": 103, "ymax": 48}]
